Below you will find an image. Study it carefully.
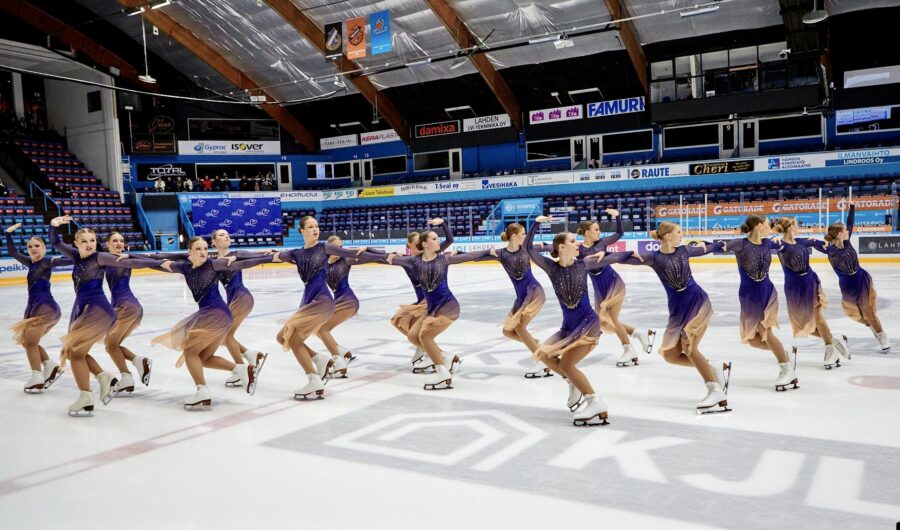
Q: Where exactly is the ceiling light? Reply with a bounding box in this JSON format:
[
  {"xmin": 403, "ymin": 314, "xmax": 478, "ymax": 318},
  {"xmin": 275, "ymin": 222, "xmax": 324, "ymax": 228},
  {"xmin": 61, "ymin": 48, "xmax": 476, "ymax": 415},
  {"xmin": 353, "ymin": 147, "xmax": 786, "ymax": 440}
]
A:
[
  {"xmin": 138, "ymin": 18, "xmax": 156, "ymax": 84},
  {"xmin": 680, "ymin": 2, "xmax": 720, "ymax": 17},
  {"xmin": 802, "ymin": 0, "xmax": 828, "ymax": 24},
  {"xmin": 405, "ymin": 58, "xmax": 432, "ymax": 67},
  {"xmin": 333, "ymin": 75, "xmax": 346, "ymax": 88},
  {"xmin": 151, "ymin": 0, "xmax": 172, "ymax": 9},
  {"xmin": 528, "ymin": 35, "xmax": 559, "ymax": 45},
  {"xmin": 567, "ymin": 88, "xmax": 600, "ymax": 96},
  {"xmin": 126, "ymin": 6, "xmax": 145, "ymax": 16},
  {"xmin": 448, "ymin": 57, "xmax": 467, "ymax": 70}
]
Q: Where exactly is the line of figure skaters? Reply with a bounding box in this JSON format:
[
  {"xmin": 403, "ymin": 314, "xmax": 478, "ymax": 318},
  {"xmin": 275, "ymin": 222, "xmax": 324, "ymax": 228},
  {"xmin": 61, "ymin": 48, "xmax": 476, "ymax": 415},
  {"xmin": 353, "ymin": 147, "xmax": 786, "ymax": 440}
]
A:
[{"xmin": 5, "ymin": 203, "xmax": 891, "ymax": 426}]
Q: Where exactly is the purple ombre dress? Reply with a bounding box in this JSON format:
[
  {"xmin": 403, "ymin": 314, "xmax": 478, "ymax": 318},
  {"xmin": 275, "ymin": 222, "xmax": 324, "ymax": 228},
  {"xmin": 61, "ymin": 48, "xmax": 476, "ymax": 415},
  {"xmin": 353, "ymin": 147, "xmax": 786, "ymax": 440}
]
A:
[
  {"xmin": 778, "ymin": 238, "xmax": 828, "ymax": 338},
  {"xmin": 484, "ymin": 245, "xmax": 546, "ymax": 331},
  {"xmin": 810, "ymin": 205, "xmax": 879, "ymax": 325},
  {"xmin": 622, "ymin": 243, "xmax": 717, "ymax": 353},
  {"xmin": 276, "ymin": 243, "xmax": 384, "ymax": 348},
  {"xmin": 326, "ymin": 250, "xmax": 387, "ymax": 317},
  {"xmin": 104, "ymin": 261, "xmax": 144, "ymax": 345},
  {"xmin": 578, "ymin": 216, "xmax": 626, "ymax": 332},
  {"xmin": 391, "ymin": 228, "xmax": 454, "ymax": 335},
  {"xmin": 525, "ymin": 222, "xmax": 633, "ymax": 359},
  {"xmin": 152, "ymin": 256, "xmax": 273, "ymax": 354},
  {"xmin": 722, "ymin": 238, "xmax": 782, "ymax": 343},
  {"xmin": 7, "ymin": 232, "xmax": 71, "ymax": 345},
  {"xmin": 50, "ymin": 226, "xmax": 163, "ymax": 358}
]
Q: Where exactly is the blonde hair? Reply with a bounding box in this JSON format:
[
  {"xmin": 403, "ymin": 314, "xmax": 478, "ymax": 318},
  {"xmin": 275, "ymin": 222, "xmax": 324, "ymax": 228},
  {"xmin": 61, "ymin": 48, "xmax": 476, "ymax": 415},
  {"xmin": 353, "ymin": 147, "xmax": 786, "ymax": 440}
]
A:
[
  {"xmin": 326, "ymin": 235, "xmax": 341, "ymax": 244},
  {"xmin": 773, "ymin": 217, "xmax": 795, "ymax": 234},
  {"xmin": 406, "ymin": 232, "xmax": 419, "ymax": 246},
  {"xmin": 500, "ymin": 223, "xmax": 524, "ymax": 242},
  {"xmin": 740, "ymin": 215, "xmax": 767, "ymax": 234},
  {"xmin": 650, "ymin": 222, "xmax": 678, "ymax": 241},
  {"xmin": 824, "ymin": 221, "xmax": 846, "ymax": 248},
  {"xmin": 73, "ymin": 227, "xmax": 96, "ymax": 242},
  {"xmin": 576, "ymin": 220, "xmax": 597, "ymax": 236},
  {"xmin": 27, "ymin": 236, "xmax": 45, "ymax": 248}
]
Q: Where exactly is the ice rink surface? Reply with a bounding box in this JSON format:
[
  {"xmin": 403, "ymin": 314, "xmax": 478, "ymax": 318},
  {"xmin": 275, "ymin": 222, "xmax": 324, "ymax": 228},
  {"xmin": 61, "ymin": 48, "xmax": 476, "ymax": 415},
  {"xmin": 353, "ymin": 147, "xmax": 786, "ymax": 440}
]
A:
[{"xmin": 1, "ymin": 260, "xmax": 899, "ymax": 530}]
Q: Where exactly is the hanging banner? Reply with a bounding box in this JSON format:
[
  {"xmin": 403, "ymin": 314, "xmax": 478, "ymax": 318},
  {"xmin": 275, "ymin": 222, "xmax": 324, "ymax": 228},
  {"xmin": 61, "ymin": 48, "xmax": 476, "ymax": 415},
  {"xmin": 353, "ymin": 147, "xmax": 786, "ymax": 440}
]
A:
[
  {"xmin": 586, "ymin": 96, "xmax": 645, "ymax": 118},
  {"xmin": 320, "ymin": 134, "xmax": 358, "ymax": 150},
  {"xmin": 324, "ymin": 22, "xmax": 343, "ymax": 61},
  {"xmin": 369, "ymin": 11, "xmax": 391, "ymax": 55},
  {"xmin": 415, "ymin": 120, "xmax": 460, "ymax": 138},
  {"xmin": 191, "ymin": 197, "xmax": 282, "ymax": 237},
  {"xmin": 689, "ymin": 160, "xmax": 754, "ymax": 175},
  {"xmin": 345, "ymin": 17, "xmax": 367, "ymax": 60}
]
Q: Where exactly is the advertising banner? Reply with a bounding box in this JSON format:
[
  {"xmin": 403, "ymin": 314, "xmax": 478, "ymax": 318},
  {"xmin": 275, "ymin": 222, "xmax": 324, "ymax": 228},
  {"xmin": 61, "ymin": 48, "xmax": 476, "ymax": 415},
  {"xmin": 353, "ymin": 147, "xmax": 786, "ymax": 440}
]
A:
[
  {"xmin": 462, "ymin": 114, "xmax": 511, "ymax": 132},
  {"xmin": 358, "ymin": 186, "xmax": 395, "ymax": 198},
  {"xmin": 481, "ymin": 176, "xmax": 523, "ymax": 190},
  {"xmin": 653, "ymin": 195, "xmax": 898, "ymax": 218},
  {"xmin": 500, "ymin": 198, "xmax": 543, "ymax": 215},
  {"xmin": 415, "ymin": 120, "xmax": 460, "ymax": 138},
  {"xmin": 825, "ymin": 149, "xmax": 900, "ymax": 167},
  {"xmin": 177, "ymin": 140, "xmax": 281, "ymax": 156},
  {"xmin": 689, "ymin": 160, "xmax": 754, "ymax": 175},
  {"xmin": 369, "ymin": 11, "xmax": 392, "ymax": 55},
  {"xmin": 586, "ymin": 97, "xmax": 645, "ymax": 118},
  {"xmin": 320, "ymin": 134, "xmax": 358, "ymax": 150},
  {"xmin": 345, "ymin": 17, "xmax": 367, "ymax": 60},
  {"xmin": 859, "ymin": 236, "xmax": 900, "ymax": 254},
  {"xmin": 525, "ymin": 173, "xmax": 573, "ymax": 186},
  {"xmin": 136, "ymin": 163, "xmax": 195, "ymax": 181},
  {"xmin": 360, "ymin": 129, "xmax": 400, "ymax": 145},
  {"xmin": 528, "ymin": 105, "xmax": 582, "ymax": 125},
  {"xmin": 191, "ymin": 196, "xmax": 282, "ymax": 237}
]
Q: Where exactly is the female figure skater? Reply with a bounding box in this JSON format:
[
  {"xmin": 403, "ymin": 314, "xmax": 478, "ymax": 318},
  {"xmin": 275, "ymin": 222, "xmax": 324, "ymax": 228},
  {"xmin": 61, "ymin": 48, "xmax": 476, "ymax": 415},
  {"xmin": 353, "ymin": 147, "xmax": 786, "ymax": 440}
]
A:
[
  {"xmin": 390, "ymin": 232, "xmax": 429, "ymax": 368},
  {"xmin": 813, "ymin": 204, "xmax": 890, "ymax": 352},
  {"xmin": 104, "ymin": 232, "xmax": 153, "ymax": 395},
  {"xmin": 49, "ymin": 216, "xmax": 168, "ymax": 416},
  {"xmin": 577, "ymin": 209, "xmax": 655, "ymax": 367},
  {"xmin": 149, "ymin": 229, "xmax": 271, "ymax": 388},
  {"xmin": 721, "ymin": 215, "xmax": 796, "ymax": 391},
  {"xmin": 620, "ymin": 222, "xmax": 732, "ymax": 414},
  {"xmin": 525, "ymin": 216, "xmax": 633, "ymax": 426},
  {"xmin": 485, "ymin": 223, "xmax": 549, "ymax": 378},
  {"xmin": 151, "ymin": 236, "xmax": 274, "ymax": 409},
  {"xmin": 386, "ymin": 219, "xmax": 496, "ymax": 390},
  {"xmin": 275, "ymin": 216, "xmax": 384, "ymax": 400},
  {"xmin": 319, "ymin": 234, "xmax": 387, "ymax": 378},
  {"xmin": 773, "ymin": 217, "xmax": 851, "ymax": 368},
  {"xmin": 6, "ymin": 223, "xmax": 69, "ymax": 393}
]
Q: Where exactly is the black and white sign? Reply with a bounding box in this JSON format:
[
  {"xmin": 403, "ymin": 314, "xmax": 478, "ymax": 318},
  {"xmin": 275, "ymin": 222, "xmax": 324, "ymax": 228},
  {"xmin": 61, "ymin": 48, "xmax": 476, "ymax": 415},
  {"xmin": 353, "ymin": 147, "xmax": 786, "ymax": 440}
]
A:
[
  {"xmin": 463, "ymin": 114, "xmax": 511, "ymax": 132},
  {"xmin": 860, "ymin": 236, "xmax": 900, "ymax": 254},
  {"xmin": 360, "ymin": 129, "xmax": 401, "ymax": 145},
  {"xmin": 136, "ymin": 163, "xmax": 195, "ymax": 181},
  {"xmin": 320, "ymin": 134, "xmax": 359, "ymax": 150}
]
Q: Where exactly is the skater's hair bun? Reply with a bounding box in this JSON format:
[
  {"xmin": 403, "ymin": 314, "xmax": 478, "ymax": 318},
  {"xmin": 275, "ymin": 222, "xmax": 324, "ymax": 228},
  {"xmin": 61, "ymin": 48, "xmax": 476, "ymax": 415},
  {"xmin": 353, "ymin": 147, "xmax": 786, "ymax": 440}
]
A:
[
  {"xmin": 298, "ymin": 215, "xmax": 317, "ymax": 230},
  {"xmin": 773, "ymin": 218, "xmax": 795, "ymax": 234},
  {"xmin": 73, "ymin": 227, "xmax": 96, "ymax": 242},
  {"xmin": 825, "ymin": 221, "xmax": 846, "ymax": 248},
  {"xmin": 576, "ymin": 220, "xmax": 598, "ymax": 237},
  {"xmin": 416, "ymin": 230, "xmax": 436, "ymax": 252},
  {"xmin": 740, "ymin": 215, "xmax": 767, "ymax": 234},
  {"xmin": 650, "ymin": 221, "xmax": 677, "ymax": 241},
  {"xmin": 500, "ymin": 223, "xmax": 524, "ymax": 242},
  {"xmin": 106, "ymin": 231, "xmax": 125, "ymax": 242},
  {"xmin": 326, "ymin": 235, "xmax": 341, "ymax": 244},
  {"xmin": 406, "ymin": 232, "xmax": 419, "ymax": 246},
  {"xmin": 187, "ymin": 236, "xmax": 207, "ymax": 250},
  {"xmin": 550, "ymin": 232, "xmax": 569, "ymax": 259}
]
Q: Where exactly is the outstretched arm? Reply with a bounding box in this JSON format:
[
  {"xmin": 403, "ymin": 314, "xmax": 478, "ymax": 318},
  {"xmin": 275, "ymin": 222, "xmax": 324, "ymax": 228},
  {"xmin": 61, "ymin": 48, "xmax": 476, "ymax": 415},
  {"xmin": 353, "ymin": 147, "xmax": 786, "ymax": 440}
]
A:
[
  {"xmin": 5, "ymin": 231, "xmax": 29, "ymax": 265},
  {"xmin": 212, "ymin": 255, "xmax": 274, "ymax": 271},
  {"xmin": 846, "ymin": 204, "xmax": 856, "ymax": 238},
  {"xmin": 804, "ymin": 238, "xmax": 829, "ymax": 254},
  {"xmin": 96, "ymin": 252, "xmax": 167, "ymax": 270},
  {"xmin": 687, "ymin": 241, "xmax": 722, "ymax": 257},
  {"xmin": 447, "ymin": 248, "xmax": 496, "ymax": 264},
  {"xmin": 584, "ymin": 251, "xmax": 634, "ymax": 272},
  {"xmin": 434, "ymin": 220, "xmax": 454, "ymax": 253},
  {"xmin": 621, "ymin": 252, "xmax": 653, "ymax": 267},
  {"xmin": 145, "ymin": 251, "xmax": 188, "ymax": 260},
  {"xmin": 353, "ymin": 251, "xmax": 390, "ymax": 265},
  {"xmin": 386, "ymin": 253, "xmax": 416, "ymax": 273},
  {"xmin": 525, "ymin": 218, "xmax": 556, "ymax": 274},
  {"xmin": 719, "ymin": 238, "xmax": 742, "ymax": 253}
]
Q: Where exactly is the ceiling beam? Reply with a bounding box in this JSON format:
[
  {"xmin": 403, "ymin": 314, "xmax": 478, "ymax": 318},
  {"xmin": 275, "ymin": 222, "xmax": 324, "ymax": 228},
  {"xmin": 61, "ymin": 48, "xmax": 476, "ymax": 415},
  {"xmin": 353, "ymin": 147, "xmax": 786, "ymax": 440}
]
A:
[
  {"xmin": 423, "ymin": 0, "xmax": 523, "ymax": 131},
  {"xmin": 0, "ymin": 0, "xmax": 151, "ymax": 88},
  {"xmin": 263, "ymin": 0, "xmax": 410, "ymax": 144},
  {"xmin": 602, "ymin": 0, "xmax": 649, "ymax": 95},
  {"xmin": 116, "ymin": 0, "xmax": 317, "ymax": 151}
]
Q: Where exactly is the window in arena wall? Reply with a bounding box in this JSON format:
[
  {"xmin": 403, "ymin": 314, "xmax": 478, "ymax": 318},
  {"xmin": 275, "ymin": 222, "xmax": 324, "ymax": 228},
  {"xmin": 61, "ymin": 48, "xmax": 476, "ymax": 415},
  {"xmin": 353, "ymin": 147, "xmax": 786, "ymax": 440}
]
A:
[
  {"xmin": 663, "ymin": 123, "xmax": 719, "ymax": 149},
  {"xmin": 333, "ymin": 162, "xmax": 353, "ymax": 178},
  {"xmin": 526, "ymin": 138, "xmax": 571, "ymax": 161},
  {"xmin": 371, "ymin": 155, "xmax": 407, "ymax": 175},
  {"xmin": 758, "ymin": 114, "xmax": 823, "ymax": 141},
  {"xmin": 306, "ymin": 163, "xmax": 332, "ymax": 179},
  {"xmin": 413, "ymin": 151, "xmax": 450, "ymax": 171},
  {"xmin": 602, "ymin": 129, "xmax": 654, "ymax": 154},
  {"xmin": 836, "ymin": 105, "xmax": 900, "ymax": 135}
]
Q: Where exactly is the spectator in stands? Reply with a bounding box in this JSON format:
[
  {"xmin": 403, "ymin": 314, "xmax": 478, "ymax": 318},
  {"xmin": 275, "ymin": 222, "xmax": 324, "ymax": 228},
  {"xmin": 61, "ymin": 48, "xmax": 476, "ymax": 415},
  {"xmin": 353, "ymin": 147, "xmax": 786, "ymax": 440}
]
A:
[
  {"xmin": 588, "ymin": 159, "xmax": 600, "ymax": 169},
  {"xmin": 174, "ymin": 176, "xmax": 184, "ymax": 192},
  {"xmin": 252, "ymin": 172, "xmax": 262, "ymax": 190},
  {"xmin": 182, "ymin": 177, "xmax": 194, "ymax": 192},
  {"xmin": 253, "ymin": 182, "xmax": 260, "ymax": 192},
  {"xmin": 239, "ymin": 175, "xmax": 249, "ymax": 191},
  {"xmin": 216, "ymin": 175, "xmax": 229, "ymax": 191},
  {"xmin": 262, "ymin": 173, "xmax": 275, "ymax": 190},
  {"xmin": 154, "ymin": 178, "xmax": 166, "ymax": 193},
  {"xmin": 201, "ymin": 176, "xmax": 212, "ymax": 192}
]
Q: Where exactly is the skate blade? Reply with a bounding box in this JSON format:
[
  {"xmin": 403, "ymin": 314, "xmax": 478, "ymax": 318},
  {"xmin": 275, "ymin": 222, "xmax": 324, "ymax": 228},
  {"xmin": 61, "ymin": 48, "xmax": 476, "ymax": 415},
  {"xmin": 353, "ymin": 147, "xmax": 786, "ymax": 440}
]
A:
[
  {"xmin": 524, "ymin": 370, "xmax": 553, "ymax": 379},
  {"xmin": 775, "ymin": 380, "xmax": 800, "ymax": 392},
  {"xmin": 697, "ymin": 401, "xmax": 731, "ymax": 415},
  {"xmin": 183, "ymin": 400, "xmax": 212, "ymax": 411},
  {"xmin": 573, "ymin": 417, "xmax": 610, "ymax": 427},
  {"xmin": 253, "ymin": 353, "xmax": 268, "ymax": 381},
  {"xmin": 413, "ymin": 365, "xmax": 436, "ymax": 374},
  {"xmin": 141, "ymin": 358, "xmax": 153, "ymax": 386},
  {"xmin": 423, "ymin": 380, "xmax": 453, "ymax": 390},
  {"xmin": 114, "ymin": 387, "xmax": 135, "ymax": 395},
  {"xmin": 68, "ymin": 406, "xmax": 94, "ymax": 417},
  {"xmin": 824, "ymin": 360, "xmax": 841, "ymax": 370},
  {"xmin": 722, "ymin": 361, "xmax": 733, "ymax": 395},
  {"xmin": 645, "ymin": 329, "xmax": 657, "ymax": 354},
  {"xmin": 344, "ymin": 352, "xmax": 357, "ymax": 364},
  {"xmin": 224, "ymin": 381, "xmax": 243, "ymax": 388},
  {"xmin": 43, "ymin": 366, "xmax": 61, "ymax": 389},
  {"xmin": 333, "ymin": 369, "xmax": 348, "ymax": 379},
  {"xmin": 616, "ymin": 358, "xmax": 639, "ymax": 367},
  {"xmin": 101, "ymin": 378, "xmax": 118, "ymax": 405},
  {"xmin": 24, "ymin": 386, "xmax": 44, "ymax": 394},
  {"xmin": 293, "ymin": 390, "xmax": 325, "ymax": 400}
]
